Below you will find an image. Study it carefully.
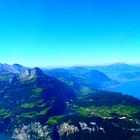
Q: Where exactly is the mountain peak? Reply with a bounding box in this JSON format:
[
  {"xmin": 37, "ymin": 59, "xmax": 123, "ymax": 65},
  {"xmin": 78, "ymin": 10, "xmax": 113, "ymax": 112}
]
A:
[
  {"xmin": 12, "ymin": 63, "xmax": 24, "ymax": 67},
  {"xmin": 110, "ymin": 63, "xmax": 129, "ymax": 67},
  {"xmin": 31, "ymin": 67, "xmax": 44, "ymax": 76},
  {"xmin": 20, "ymin": 67, "xmax": 44, "ymax": 79}
]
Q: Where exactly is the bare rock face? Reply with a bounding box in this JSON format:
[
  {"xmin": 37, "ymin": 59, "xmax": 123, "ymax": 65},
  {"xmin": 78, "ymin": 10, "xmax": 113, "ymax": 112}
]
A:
[
  {"xmin": 20, "ymin": 67, "xmax": 44, "ymax": 79},
  {"xmin": 12, "ymin": 122, "xmax": 52, "ymax": 140}
]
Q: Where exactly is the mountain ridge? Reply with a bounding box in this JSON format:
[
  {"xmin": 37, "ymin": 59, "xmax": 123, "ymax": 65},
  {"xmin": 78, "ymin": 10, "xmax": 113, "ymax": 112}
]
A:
[{"xmin": 0, "ymin": 63, "xmax": 139, "ymax": 139}]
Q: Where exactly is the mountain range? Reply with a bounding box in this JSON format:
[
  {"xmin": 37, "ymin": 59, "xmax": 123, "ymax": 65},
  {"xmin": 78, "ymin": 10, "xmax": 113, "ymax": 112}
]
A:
[
  {"xmin": 0, "ymin": 63, "xmax": 139, "ymax": 140},
  {"xmin": 89, "ymin": 63, "xmax": 140, "ymax": 99},
  {"xmin": 91, "ymin": 63, "xmax": 140, "ymax": 81},
  {"xmin": 44, "ymin": 67, "xmax": 118, "ymax": 95},
  {"xmin": 44, "ymin": 63, "xmax": 140, "ymax": 99}
]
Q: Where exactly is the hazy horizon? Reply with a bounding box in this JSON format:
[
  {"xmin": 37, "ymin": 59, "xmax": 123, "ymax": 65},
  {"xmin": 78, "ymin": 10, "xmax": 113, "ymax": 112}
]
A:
[
  {"xmin": 0, "ymin": 0, "xmax": 140, "ymax": 66},
  {"xmin": 1, "ymin": 62, "xmax": 140, "ymax": 68}
]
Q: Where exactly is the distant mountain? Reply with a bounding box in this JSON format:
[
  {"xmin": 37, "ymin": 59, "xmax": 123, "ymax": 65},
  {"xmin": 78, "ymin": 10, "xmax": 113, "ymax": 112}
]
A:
[
  {"xmin": 91, "ymin": 63, "xmax": 140, "ymax": 80},
  {"xmin": 87, "ymin": 63, "xmax": 140, "ymax": 99},
  {"xmin": 44, "ymin": 67, "xmax": 118, "ymax": 94},
  {"xmin": 93, "ymin": 63, "xmax": 140, "ymax": 72}
]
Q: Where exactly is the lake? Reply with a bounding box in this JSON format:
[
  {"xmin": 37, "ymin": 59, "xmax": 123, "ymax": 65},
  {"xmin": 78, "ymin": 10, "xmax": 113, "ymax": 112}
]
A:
[{"xmin": 108, "ymin": 80, "xmax": 140, "ymax": 99}]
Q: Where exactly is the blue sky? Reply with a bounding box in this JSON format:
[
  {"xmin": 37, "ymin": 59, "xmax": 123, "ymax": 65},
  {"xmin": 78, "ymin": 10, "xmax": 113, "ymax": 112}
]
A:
[{"xmin": 0, "ymin": 0, "xmax": 140, "ymax": 67}]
